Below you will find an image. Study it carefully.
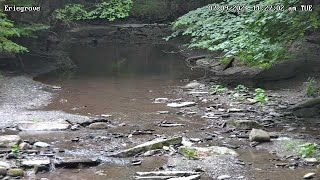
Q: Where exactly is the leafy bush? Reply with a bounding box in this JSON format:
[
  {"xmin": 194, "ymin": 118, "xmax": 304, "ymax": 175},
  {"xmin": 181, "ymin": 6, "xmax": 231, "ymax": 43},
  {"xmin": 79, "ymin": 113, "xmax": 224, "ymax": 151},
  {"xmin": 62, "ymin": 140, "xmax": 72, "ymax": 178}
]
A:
[
  {"xmin": 298, "ymin": 143, "xmax": 317, "ymax": 158},
  {"xmin": 235, "ymin": 85, "xmax": 249, "ymax": 93},
  {"xmin": 303, "ymin": 77, "xmax": 319, "ymax": 97},
  {"xmin": 167, "ymin": 0, "xmax": 320, "ymax": 68},
  {"xmin": 209, "ymin": 84, "xmax": 226, "ymax": 93},
  {"xmin": 56, "ymin": 0, "xmax": 133, "ymax": 22},
  {"xmin": 254, "ymin": 88, "xmax": 267, "ymax": 104}
]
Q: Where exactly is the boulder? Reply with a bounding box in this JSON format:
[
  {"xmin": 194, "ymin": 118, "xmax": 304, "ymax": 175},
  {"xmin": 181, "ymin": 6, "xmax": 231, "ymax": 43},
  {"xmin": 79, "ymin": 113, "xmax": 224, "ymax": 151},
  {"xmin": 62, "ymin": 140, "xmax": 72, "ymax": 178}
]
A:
[
  {"xmin": 0, "ymin": 135, "xmax": 21, "ymax": 148},
  {"xmin": 249, "ymin": 129, "xmax": 270, "ymax": 142},
  {"xmin": 112, "ymin": 137, "xmax": 182, "ymax": 158},
  {"xmin": 291, "ymin": 97, "xmax": 320, "ymax": 110},
  {"xmin": 88, "ymin": 122, "xmax": 109, "ymax": 129},
  {"xmin": 17, "ymin": 121, "xmax": 70, "ymax": 131},
  {"xmin": 293, "ymin": 108, "xmax": 319, "ymax": 118}
]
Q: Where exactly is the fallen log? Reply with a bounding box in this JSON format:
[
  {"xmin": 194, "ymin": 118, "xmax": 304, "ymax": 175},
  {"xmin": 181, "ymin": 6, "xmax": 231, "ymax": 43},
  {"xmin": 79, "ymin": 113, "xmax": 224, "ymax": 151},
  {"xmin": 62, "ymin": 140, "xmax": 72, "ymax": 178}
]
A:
[{"xmin": 111, "ymin": 137, "xmax": 182, "ymax": 158}]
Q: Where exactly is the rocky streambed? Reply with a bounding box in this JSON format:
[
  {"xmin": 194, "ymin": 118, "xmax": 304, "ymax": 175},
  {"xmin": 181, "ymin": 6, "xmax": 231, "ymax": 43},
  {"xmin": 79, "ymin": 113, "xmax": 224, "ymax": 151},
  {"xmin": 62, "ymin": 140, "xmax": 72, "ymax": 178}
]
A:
[{"xmin": 0, "ymin": 73, "xmax": 320, "ymax": 180}]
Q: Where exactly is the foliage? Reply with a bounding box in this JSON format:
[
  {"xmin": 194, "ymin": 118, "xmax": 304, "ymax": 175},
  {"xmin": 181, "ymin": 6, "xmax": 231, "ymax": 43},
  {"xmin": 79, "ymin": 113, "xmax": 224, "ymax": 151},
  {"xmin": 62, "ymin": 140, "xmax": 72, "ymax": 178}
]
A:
[
  {"xmin": 11, "ymin": 144, "xmax": 19, "ymax": 154},
  {"xmin": 298, "ymin": 143, "xmax": 317, "ymax": 158},
  {"xmin": 179, "ymin": 147, "xmax": 198, "ymax": 159},
  {"xmin": 303, "ymin": 77, "xmax": 319, "ymax": 97},
  {"xmin": 55, "ymin": 0, "xmax": 133, "ymax": 22},
  {"xmin": 234, "ymin": 85, "xmax": 249, "ymax": 93},
  {"xmin": 167, "ymin": 0, "xmax": 320, "ymax": 68},
  {"xmin": 209, "ymin": 84, "xmax": 226, "ymax": 93},
  {"xmin": 254, "ymin": 88, "xmax": 267, "ymax": 104},
  {"xmin": 0, "ymin": 0, "xmax": 49, "ymax": 54}
]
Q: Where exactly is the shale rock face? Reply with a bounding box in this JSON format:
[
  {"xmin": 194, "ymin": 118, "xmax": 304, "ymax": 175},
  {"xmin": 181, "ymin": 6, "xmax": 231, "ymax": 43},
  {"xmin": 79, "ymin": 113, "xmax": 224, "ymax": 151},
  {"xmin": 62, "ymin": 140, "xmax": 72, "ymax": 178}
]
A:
[{"xmin": 290, "ymin": 97, "xmax": 320, "ymax": 118}]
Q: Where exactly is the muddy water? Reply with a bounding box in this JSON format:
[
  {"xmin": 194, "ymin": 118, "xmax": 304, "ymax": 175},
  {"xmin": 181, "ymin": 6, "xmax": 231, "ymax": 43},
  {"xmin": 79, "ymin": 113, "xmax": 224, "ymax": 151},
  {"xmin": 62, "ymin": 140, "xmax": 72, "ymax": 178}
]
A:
[
  {"xmin": 32, "ymin": 44, "xmax": 210, "ymax": 180},
  {"xmin": 31, "ymin": 43, "xmax": 320, "ymax": 180}
]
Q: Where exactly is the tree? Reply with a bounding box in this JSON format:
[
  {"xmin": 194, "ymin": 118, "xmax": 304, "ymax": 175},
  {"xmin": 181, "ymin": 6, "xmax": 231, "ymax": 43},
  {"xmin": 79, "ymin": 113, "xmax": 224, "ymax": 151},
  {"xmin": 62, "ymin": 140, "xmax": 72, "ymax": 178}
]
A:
[
  {"xmin": 0, "ymin": 0, "xmax": 49, "ymax": 54},
  {"xmin": 167, "ymin": 0, "xmax": 320, "ymax": 68}
]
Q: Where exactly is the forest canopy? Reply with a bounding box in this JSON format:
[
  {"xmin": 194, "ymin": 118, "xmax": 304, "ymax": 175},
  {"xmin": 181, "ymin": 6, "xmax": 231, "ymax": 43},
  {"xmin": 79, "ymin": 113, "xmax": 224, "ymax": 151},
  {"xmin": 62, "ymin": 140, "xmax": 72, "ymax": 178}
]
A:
[{"xmin": 167, "ymin": 0, "xmax": 320, "ymax": 68}]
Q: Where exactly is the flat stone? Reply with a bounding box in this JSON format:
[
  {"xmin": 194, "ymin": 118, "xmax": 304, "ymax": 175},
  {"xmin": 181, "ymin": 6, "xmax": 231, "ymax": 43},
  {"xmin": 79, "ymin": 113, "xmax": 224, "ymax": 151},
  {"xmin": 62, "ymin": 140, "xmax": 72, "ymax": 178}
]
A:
[
  {"xmin": 88, "ymin": 122, "xmax": 109, "ymax": 129},
  {"xmin": 21, "ymin": 159, "xmax": 51, "ymax": 167},
  {"xmin": 0, "ymin": 135, "xmax": 21, "ymax": 148},
  {"xmin": 34, "ymin": 142, "xmax": 50, "ymax": 148},
  {"xmin": 217, "ymin": 175, "xmax": 231, "ymax": 180},
  {"xmin": 112, "ymin": 137, "xmax": 182, "ymax": 158},
  {"xmin": 179, "ymin": 146, "xmax": 238, "ymax": 159},
  {"xmin": 54, "ymin": 158, "xmax": 101, "ymax": 168},
  {"xmin": 168, "ymin": 175, "xmax": 201, "ymax": 180},
  {"xmin": 0, "ymin": 161, "xmax": 10, "ymax": 169},
  {"xmin": 249, "ymin": 129, "xmax": 270, "ymax": 142},
  {"xmin": 167, "ymin": 102, "xmax": 196, "ymax": 108},
  {"xmin": 7, "ymin": 168, "xmax": 24, "ymax": 177},
  {"xmin": 184, "ymin": 81, "xmax": 203, "ymax": 89},
  {"xmin": 79, "ymin": 118, "xmax": 109, "ymax": 126},
  {"xmin": 304, "ymin": 158, "xmax": 318, "ymax": 163},
  {"xmin": 17, "ymin": 121, "xmax": 70, "ymax": 131},
  {"xmin": 304, "ymin": 173, "xmax": 316, "ymax": 179}
]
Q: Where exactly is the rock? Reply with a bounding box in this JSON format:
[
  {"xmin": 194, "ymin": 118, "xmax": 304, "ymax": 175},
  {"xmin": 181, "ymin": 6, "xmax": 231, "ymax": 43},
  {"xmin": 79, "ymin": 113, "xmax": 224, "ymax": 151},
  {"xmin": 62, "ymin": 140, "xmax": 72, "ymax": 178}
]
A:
[
  {"xmin": 157, "ymin": 111, "xmax": 169, "ymax": 114},
  {"xmin": 293, "ymin": 108, "xmax": 319, "ymax": 118},
  {"xmin": 178, "ymin": 146, "xmax": 238, "ymax": 159},
  {"xmin": 227, "ymin": 120, "xmax": 261, "ymax": 129},
  {"xmin": 0, "ymin": 135, "xmax": 21, "ymax": 148},
  {"xmin": 54, "ymin": 158, "xmax": 101, "ymax": 168},
  {"xmin": 34, "ymin": 142, "xmax": 50, "ymax": 148},
  {"xmin": 100, "ymin": 114, "xmax": 112, "ymax": 118},
  {"xmin": 304, "ymin": 158, "xmax": 318, "ymax": 163},
  {"xmin": 80, "ymin": 118, "xmax": 109, "ymax": 126},
  {"xmin": 154, "ymin": 98, "xmax": 169, "ymax": 104},
  {"xmin": 21, "ymin": 159, "xmax": 51, "ymax": 167},
  {"xmin": 19, "ymin": 142, "xmax": 30, "ymax": 150},
  {"xmin": 7, "ymin": 168, "xmax": 24, "ymax": 177},
  {"xmin": 88, "ymin": 122, "xmax": 109, "ymax": 129},
  {"xmin": 111, "ymin": 137, "xmax": 182, "ymax": 158},
  {"xmin": 168, "ymin": 175, "xmax": 201, "ymax": 180},
  {"xmin": 167, "ymin": 102, "xmax": 196, "ymax": 108},
  {"xmin": 136, "ymin": 171, "xmax": 200, "ymax": 177},
  {"xmin": 17, "ymin": 121, "xmax": 70, "ymax": 131},
  {"xmin": 184, "ymin": 81, "xmax": 203, "ymax": 89},
  {"xmin": 249, "ymin": 129, "xmax": 270, "ymax": 142},
  {"xmin": 303, "ymin": 173, "xmax": 316, "ymax": 179},
  {"xmin": 228, "ymin": 108, "xmax": 244, "ymax": 112},
  {"xmin": 0, "ymin": 161, "xmax": 10, "ymax": 169},
  {"xmin": 0, "ymin": 168, "xmax": 7, "ymax": 176},
  {"xmin": 291, "ymin": 97, "xmax": 320, "ymax": 110},
  {"xmin": 217, "ymin": 175, "xmax": 231, "ymax": 180}
]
